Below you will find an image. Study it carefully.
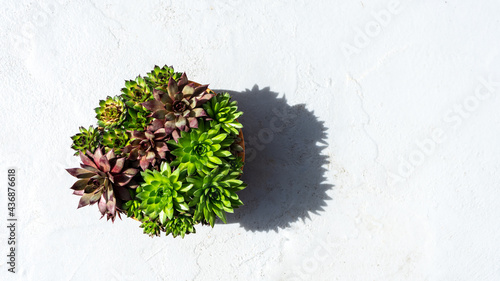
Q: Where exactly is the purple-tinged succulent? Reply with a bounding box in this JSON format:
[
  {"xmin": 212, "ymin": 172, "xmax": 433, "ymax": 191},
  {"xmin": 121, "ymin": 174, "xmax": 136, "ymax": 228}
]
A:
[
  {"xmin": 141, "ymin": 73, "xmax": 214, "ymax": 141},
  {"xmin": 123, "ymin": 119, "xmax": 170, "ymax": 171},
  {"xmin": 66, "ymin": 148, "xmax": 138, "ymax": 222}
]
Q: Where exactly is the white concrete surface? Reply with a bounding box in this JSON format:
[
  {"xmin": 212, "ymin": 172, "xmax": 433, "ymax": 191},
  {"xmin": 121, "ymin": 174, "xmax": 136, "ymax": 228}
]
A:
[{"xmin": 1, "ymin": 0, "xmax": 500, "ymax": 280}]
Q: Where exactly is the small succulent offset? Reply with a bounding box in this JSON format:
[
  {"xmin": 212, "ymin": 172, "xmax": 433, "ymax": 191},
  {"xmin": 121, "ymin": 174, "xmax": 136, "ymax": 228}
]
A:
[
  {"xmin": 66, "ymin": 64, "xmax": 246, "ymax": 238},
  {"xmin": 164, "ymin": 215, "xmax": 196, "ymax": 238},
  {"xmin": 101, "ymin": 128, "xmax": 130, "ymax": 155},
  {"xmin": 121, "ymin": 76, "xmax": 154, "ymax": 131},
  {"xmin": 71, "ymin": 126, "xmax": 101, "ymax": 156},
  {"xmin": 145, "ymin": 65, "xmax": 183, "ymax": 89},
  {"xmin": 121, "ymin": 76, "xmax": 152, "ymax": 111}
]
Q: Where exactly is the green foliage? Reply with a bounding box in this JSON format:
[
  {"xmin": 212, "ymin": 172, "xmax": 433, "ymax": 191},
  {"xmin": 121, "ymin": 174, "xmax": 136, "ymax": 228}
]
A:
[
  {"xmin": 70, "ymin": 126, "xmax": 101, "ymax": 156},
  {"xmin": 129, "ymin": 162, "xmax": 198, "ymax": 238},
  {"xmin": 204, "ymin": 92, "xmax": 243, "ymax": 135},
  {"xmin": 187, "ymin": 166, "xmax": 246, "ymax": 227},
  {"xmin": 168, "ymin": 121, "xmax": 234, "ymax": 175}
]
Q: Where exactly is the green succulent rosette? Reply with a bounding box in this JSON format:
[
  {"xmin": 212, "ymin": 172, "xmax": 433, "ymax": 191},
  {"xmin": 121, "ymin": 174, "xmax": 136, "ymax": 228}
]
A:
[
  {"xmin": 145, "ymin": 65, "xmax": 183, "ymax": 90},
  {"xmin": 101, "ymin": 128, "xmax": 131, "ymax": 155},
  {"xmin": 204, "ymin": 92, "xmax": 243, "ymax": 135},
  {"xmin": 168, "ymin": 121, "xmax": 234, "ymax": 175},
  {"xmin": 121, "ymin": 76, "xmax": 152, "ymax": 110},
  {"xmin": 70, "ymin": 125, "xmax": 101, "ymax": 156},
  {"xmin": 135, "ymin": 162, "xmax": 192, "ymax": 222},
  {"xmin": 187, "ymin": 166, "xmax": 246, "ymax": 227},
  {"xmin": 95, "ymin": 96, "xmax": 127, "ymax": 128},
  {"xmin": 120, "ymin": 76, "xmax": 154, "ymax": 131}
]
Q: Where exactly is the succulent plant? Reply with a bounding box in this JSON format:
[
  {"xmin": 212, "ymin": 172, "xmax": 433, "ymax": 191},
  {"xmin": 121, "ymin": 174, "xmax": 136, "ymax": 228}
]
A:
[
  {"xmin": 119, "ymin": 76, "xmax": 155, "ymax": 131},
  {"xmin": 121, "ymin": 76, "xmax": 152, "ymax": 111},
  {"xmin": 122, "ymin": 108, "xmax": 152, "ymax": 132},
  {"xmin": 66, "ymin": 148, "xmax": 139, "ymax": 222},
  {"xmin": 135, "ymin": 162, "xmax": 192, "ymax": 222},
  {"xmin": 228, "ymin": 155, "xmax": 244, "ymax": 173},
  {"xmin": 123, "ymin": 197, "xmax": 144, "ymax": 221},
  {"xmin": 187, "ymin": 166, "xmax": 246, "ymax": 227},
  {"xmin": 164, "ymin": 215, "xmax": 196, "ymax": 238},
  {"xmin": 142, "ymin": 73, "xmax": 214, "ymax": 141},
  {"xmin": 101, "ymin": 128, "xmax": 130, "ymax": 155},
  {"xmin": 95, "ymin": 96, "xmax": 127, "ymax": 128},
  {"xmin": 204, "ymin": 92, "xmax": 243, "ymax": 135},
  {"xmin": 145, "ymin": 65, "xmax": 183, "ymax": 90},
  {"xmin": 140, "ymin": 217, "xmax": 163, "ymax": 237},
  {"xmin": 123, "ymin": 119, "xmax": 170, "ymax": 171},
  {"xmin": 70, "ymin": 126, "xmax": 101, "ymax": 156},
  {"xmin": 168, "ymin": 121, "xmax": 234, "ymax": 175},
  {"xmin": 68, "ymin": 64, "xmax": 247, "ymax": 237}
]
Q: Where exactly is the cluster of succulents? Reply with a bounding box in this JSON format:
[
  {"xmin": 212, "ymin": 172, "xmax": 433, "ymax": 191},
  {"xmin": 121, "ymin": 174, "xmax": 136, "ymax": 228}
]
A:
[{"xmin": 67, "ymin": 65, "xmax": 246, "ymax": 238}]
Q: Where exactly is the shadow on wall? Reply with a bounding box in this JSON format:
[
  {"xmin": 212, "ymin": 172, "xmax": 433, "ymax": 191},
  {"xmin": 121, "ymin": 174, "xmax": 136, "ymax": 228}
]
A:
[{"xmin": 214, "ymin": 85, "xmax": 331, "ymax": 232}]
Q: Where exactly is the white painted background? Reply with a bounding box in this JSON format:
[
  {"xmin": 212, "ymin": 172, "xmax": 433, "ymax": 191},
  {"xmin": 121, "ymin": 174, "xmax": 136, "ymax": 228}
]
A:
[{"xmin": 1, "ymin": 0, "xmax": 500, "ymax": 280}]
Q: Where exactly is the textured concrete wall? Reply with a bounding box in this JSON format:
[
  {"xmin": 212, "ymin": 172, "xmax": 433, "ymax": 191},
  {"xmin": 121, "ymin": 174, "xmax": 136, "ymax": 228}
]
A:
[{"xmin": 1, "ymin": 0, "xmax": 500, "ymax": 280}]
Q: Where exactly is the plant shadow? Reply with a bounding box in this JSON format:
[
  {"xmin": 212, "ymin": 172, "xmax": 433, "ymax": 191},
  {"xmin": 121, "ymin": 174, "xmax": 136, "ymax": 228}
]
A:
[{"xmin": 213, "ymin": 85, "xmax": 331, "ymax": 232}]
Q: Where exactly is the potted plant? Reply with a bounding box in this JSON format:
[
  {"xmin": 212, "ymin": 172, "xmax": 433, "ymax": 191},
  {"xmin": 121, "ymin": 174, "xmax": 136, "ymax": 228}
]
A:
[{"xmin": 66, "ymin": 65, "xmax": 246, "ymax": 238}]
